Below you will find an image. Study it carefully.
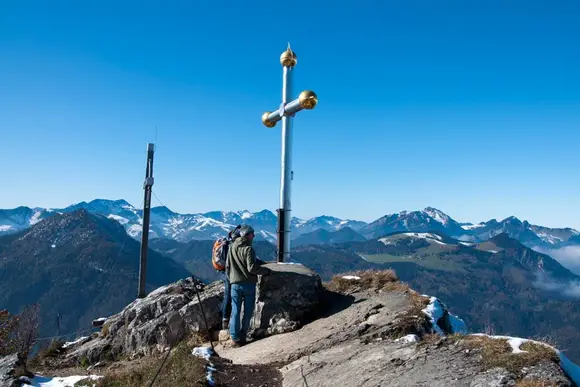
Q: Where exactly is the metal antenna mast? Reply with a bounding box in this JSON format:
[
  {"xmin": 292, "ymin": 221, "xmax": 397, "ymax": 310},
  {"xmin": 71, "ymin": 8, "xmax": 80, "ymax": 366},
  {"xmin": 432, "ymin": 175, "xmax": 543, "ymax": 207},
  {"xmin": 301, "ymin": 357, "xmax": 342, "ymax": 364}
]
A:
[{"xmin": 138, "ymin": 143, "xmax": 155, "ymax": 298}]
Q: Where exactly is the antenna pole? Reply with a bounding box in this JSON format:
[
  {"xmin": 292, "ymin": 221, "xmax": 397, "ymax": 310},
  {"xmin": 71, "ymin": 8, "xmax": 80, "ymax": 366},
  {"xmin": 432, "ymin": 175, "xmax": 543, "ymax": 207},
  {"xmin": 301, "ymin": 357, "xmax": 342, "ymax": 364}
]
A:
[{"xmin": 138, "ymin": 143, "xmax": 155, "ymax": 298}]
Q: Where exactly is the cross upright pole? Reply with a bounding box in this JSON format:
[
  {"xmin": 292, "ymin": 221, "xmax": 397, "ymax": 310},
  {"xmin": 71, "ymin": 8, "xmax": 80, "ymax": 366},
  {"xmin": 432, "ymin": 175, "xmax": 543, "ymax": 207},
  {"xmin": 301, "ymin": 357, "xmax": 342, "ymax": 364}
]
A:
[
  {"xmin": 138, "ymin": 143, "xmax": 155, "ymax": 298},
  {"xmin": 262, "ymin": 44, "xmax": 318, "ymax": 262}
]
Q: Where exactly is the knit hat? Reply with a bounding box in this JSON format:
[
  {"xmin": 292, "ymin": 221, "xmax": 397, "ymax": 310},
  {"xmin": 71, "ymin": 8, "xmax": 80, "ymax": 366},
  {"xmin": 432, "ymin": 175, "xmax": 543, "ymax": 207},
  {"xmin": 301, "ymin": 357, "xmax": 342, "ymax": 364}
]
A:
[{"xmin": 239, "ymin": 224, "xmax": 255, "ymax": 237}]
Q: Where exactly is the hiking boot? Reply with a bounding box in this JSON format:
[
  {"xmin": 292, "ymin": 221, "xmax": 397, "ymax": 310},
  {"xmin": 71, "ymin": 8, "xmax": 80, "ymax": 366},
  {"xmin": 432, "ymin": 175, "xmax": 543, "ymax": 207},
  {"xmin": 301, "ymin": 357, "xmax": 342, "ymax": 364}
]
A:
[{"xmin": 230, "ymin": 339, "xmax": 246, "ymax": 348}]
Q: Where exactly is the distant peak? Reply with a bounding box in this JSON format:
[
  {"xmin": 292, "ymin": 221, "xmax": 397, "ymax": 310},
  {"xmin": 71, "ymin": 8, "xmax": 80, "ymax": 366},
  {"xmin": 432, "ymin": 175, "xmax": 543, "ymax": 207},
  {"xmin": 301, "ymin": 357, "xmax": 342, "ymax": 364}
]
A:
[
  {"xmin": 152, "ymin": 206, "xmax": 174, "ymax": 214},
  {"xmin": 502, "ymin": 216, "xmax": 522, "ymax": 224}
]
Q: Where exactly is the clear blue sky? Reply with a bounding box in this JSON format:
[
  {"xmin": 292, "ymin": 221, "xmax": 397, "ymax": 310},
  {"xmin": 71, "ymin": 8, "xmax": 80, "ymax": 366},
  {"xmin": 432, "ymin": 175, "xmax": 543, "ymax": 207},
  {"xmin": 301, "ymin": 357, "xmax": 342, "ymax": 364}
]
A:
[{"xmin": 1, "ymin": 1, "xmax": 579, "ymax": 228}]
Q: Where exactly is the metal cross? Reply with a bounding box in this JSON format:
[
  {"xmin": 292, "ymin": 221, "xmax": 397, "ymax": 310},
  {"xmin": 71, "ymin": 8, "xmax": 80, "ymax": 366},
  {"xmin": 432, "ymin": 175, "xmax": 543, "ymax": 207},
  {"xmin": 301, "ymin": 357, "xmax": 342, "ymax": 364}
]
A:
[{"xmin": 261, "ymin": 44, "xmax": 318, "ymax": 262}]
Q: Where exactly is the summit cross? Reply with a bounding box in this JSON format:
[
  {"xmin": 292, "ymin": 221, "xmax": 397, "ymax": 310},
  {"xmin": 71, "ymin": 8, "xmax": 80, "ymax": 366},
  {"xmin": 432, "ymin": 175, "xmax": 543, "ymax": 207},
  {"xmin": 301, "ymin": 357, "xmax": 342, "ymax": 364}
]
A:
[{"xmin": 261, "ymin": 44, "xmax": 318, "ymax": 263}]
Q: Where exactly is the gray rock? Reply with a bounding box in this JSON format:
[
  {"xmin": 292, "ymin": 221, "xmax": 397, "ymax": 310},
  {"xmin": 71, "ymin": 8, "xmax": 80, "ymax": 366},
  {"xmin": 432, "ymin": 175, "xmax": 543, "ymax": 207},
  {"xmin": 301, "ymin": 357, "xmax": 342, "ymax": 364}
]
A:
[
  {"xmin": 0, "ymin": 354, "xmax": 20, "ymax": 387},
  {"xmin": 469, "ymin": 368, "xmax": 517, "ymax": 387},
  {"xmin": 251, "ymin": 263, "xmax": 322, "ymax": 338},
  {"xmin": 218, "ymin": 286, "xmax": 575, "ymax": 387},
  {"xmin": 66, "ymin": 277, "xmax": 224, "ymax": 364},
  {"xmin": 521, "ymin": 360, "xmax": 572, "ymax": 386}
]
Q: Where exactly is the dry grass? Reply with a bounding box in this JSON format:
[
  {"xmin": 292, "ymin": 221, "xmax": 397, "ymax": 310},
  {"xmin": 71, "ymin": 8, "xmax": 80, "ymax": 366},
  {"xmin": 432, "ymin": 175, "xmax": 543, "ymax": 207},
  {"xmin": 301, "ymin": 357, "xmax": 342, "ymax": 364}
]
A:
[
  {"xmin": 76, "ymin": 340, "xmax": 208, "ymax": 387},
  {"xmin": 101, "ymin": 322, "xmax": 110, "ymax": 338},
  {"xmin": 325, "ymin": 269, "xmax": 402, "ymax": 293},
  {"xmin": 459, "ymin": 335, "xmax": 559, "ymax": 375}
]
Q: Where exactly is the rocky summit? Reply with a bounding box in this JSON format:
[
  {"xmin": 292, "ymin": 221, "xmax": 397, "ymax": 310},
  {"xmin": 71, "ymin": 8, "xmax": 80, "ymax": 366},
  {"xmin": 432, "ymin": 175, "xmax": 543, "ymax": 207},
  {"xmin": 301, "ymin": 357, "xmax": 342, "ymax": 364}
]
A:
[{"xmin": 3, "ymin": 266, "xmax": 579, "ymax": 386}]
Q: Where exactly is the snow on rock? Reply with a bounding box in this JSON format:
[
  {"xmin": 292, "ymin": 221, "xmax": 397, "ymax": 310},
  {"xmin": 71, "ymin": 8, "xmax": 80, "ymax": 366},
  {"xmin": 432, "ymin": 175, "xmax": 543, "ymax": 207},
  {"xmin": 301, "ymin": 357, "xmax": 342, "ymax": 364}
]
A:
[
  {"xmin": 402, "ymin": 232, "xmax": 449, "ymax": 245},
  {"xmin": 62, "ymin": 336, "xmax": 89, "ymax": 348},
  {"xmin": 404, "ymin": 232, "xmax": 443, "ymax": 241},
  {"xmin": 29, "ymin": 374, "xmax": 101, "ymax": 387},
  {"xmin": 448, "ymin": 311, "xmax": 468, "ymax": 334},
  {"xmin": 107, "ymin": 214, "xmax": 129, "ymax": 225},
  {"xmin": 423, "ymin": 207, "xmax": 450, "ymax": 226},
  {"xmin": 461, "ymin": 223, "xmax": 486, "ymax": 230},
  {"xmin": 192, "ymin": 347, "xmax": 215, "ymax": 386},
  {"xmin": 192, "ymin": 346, "xmax": 214, "ymax": 360},
  {"xmin": 342, "ymin": 275, "xmax": 361, "ymax": 280},
  {"xmin": 395, "ymin": 334, "xmax": 419, "ymax": 343},
  {"xmin": 422, "ymin": 297, "xmax": 446, "ymax": 335},
  {"xmin": 422, "ymin": 296, "xmax": 467, "ymax": 335}
]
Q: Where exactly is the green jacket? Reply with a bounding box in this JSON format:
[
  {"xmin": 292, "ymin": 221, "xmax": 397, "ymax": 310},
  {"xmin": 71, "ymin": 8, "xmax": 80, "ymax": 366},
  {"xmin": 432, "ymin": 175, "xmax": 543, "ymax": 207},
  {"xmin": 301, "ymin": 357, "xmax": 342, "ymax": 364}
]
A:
[{"xmin": 225, "ymin": 236, "xmax": 266, "ymax": 284}]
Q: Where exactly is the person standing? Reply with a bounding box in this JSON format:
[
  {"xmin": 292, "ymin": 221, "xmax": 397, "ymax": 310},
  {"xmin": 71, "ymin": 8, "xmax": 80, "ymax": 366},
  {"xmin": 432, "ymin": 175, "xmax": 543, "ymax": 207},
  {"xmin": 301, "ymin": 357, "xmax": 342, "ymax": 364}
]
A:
[
  {"xmin": 225, "ymin": 225, "xmax": 268, "ymax": 346},
  {"xmin": 214, "ymin": 225, "xmax": 241, "ymax": 330}
]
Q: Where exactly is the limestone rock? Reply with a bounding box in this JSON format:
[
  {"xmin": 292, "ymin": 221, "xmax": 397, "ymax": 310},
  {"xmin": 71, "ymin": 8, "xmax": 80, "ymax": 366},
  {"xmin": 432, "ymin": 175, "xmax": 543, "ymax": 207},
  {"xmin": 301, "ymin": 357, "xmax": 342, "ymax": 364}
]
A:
[
  {"xmin": 521, "ymin": 360, "xmax": 572, "ymax": 386},
  {"xmin": 219, "ymin": 285, "xmax": 576, "ymax": 387},
  {"xmin": 251, "ymin": 263, "xmax": 322, "ymax": 338},
  {"xmin": 66, "ymin": 277, "xmax": 224, "ymax": 364},
  {"xmin": 469, "ymin": 367, "xmax": 517, "ymax": 387},
  {"xmin": 0, "ymin": 354, "xmax": 20, "ymax": 387}
]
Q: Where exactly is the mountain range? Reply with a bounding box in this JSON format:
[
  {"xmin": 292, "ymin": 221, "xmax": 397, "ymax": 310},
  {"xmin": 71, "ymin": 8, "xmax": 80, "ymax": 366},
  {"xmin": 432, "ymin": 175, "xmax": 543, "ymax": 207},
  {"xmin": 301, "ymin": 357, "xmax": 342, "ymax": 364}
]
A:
[
  {"xmin": 1, "ymin": 200, "xmax": 578, "ymax": 252},
  {"xmin": 0, "ymin": 209, "xmax": 191, "ymax": 340},
  {"xmin": 3, "ymin": 206, "xmax": 580, "ymax": 362}
]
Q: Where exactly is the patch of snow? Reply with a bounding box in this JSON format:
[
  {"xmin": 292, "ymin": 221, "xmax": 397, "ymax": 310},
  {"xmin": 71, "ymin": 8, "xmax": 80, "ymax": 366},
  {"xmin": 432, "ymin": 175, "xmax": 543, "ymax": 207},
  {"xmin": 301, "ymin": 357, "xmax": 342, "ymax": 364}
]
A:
[
  {"xmin": 94, "ymin": 317, "xmax": 107, "ymax": 323},
  {"xmin": 488, "ymin": 250, "xmax": 498, "ymax": 253},
  {"xmin": 423, "ymin": 208, "xmax": 450, "ymax": 226},
  {"xmin": 29, "ymin": 374, "xmax": 101, "ymax": 387},
  {"xmin": 448, "ymin": 312, "xmax": 468, "ymax": 334},
  {"xmin": 422, "ymin": 297, "xmax": 445, "ymax": 335},
  {"xmin": 192, "ymin": 346, "xmax": 213, "ymax": 360},
  {"xmin": 107, "ymin": 214, "xmax": 129, "ymax": 225},
  {"xmin": 29, "ymin": 210, "xmax": 43, "ymax": 225},
  {"xmin": 395, "ymin": 334, "xmax": 419, "ymax": 343},
  {"xmin": 422, "ymin": 296, "xmax": 467, "ymax": 335},
  {"xmin": 192, "ymin": 347, "xmax": 215, "ymax": 386},
  {"xmin": 0, "ymin": 225, "xmax": 14, "ymax": 232},
  {"xmin": 402, "ymin": 232, "xmax": 449, "ymax": 245},
  {"xmin": 378, "ymin": 238, "xmax": 394, "ymax": 245},
  {"xmin": 51, "ymin": 244, "xmax": 56, "ymax": 248},
  {"xmin": 240, "ymin": 211, "xmax": 253, "ymax": 220},
  {"xmin": 536, "ymin": 232, "xmax": 563, "ymax": 245},
  {"xmin": 403, "ymin": 232, "xmax": 443, "ymax": 241},
  {"xmin": 461, "ymin": 223, "xmax": 486, "ymax": 230},
  {"xmin": 62, "ymin": 336, "xmax": 89, "ymax": 349},
  {"xmin": 342, "ymin": 275, "xmax": 361, "ymax": 280}
]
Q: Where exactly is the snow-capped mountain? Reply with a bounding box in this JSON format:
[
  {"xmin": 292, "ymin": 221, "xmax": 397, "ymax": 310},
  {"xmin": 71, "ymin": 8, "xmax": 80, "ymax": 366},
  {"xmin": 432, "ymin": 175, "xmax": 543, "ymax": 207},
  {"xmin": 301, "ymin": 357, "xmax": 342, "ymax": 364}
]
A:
[
  {"xmin": 360, "ymin": 207, "xmax": 580, "ymax": 250},
  {"xmin": 0, "ymin": 200, "xmax": 578, "ymax": 250},
  {"xmin": 360, "ymin": 207, "xmax": 467, "ymax": 240},
  {"xmin": 0, "ymin": 206, "xmax": 53, "ymax": 234}
]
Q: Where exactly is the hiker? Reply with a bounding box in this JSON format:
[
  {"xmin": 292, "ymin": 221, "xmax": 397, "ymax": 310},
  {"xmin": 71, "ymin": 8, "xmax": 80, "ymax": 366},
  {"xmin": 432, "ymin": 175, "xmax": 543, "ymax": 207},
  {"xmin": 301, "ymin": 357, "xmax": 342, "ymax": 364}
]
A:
[
  {"xmin": 212, "ymin": 225, "xmax": 241, "ymax": 330},
  {"xmin": 225, "ymin": 224, "xmax": 269, "ymax": 346}
]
